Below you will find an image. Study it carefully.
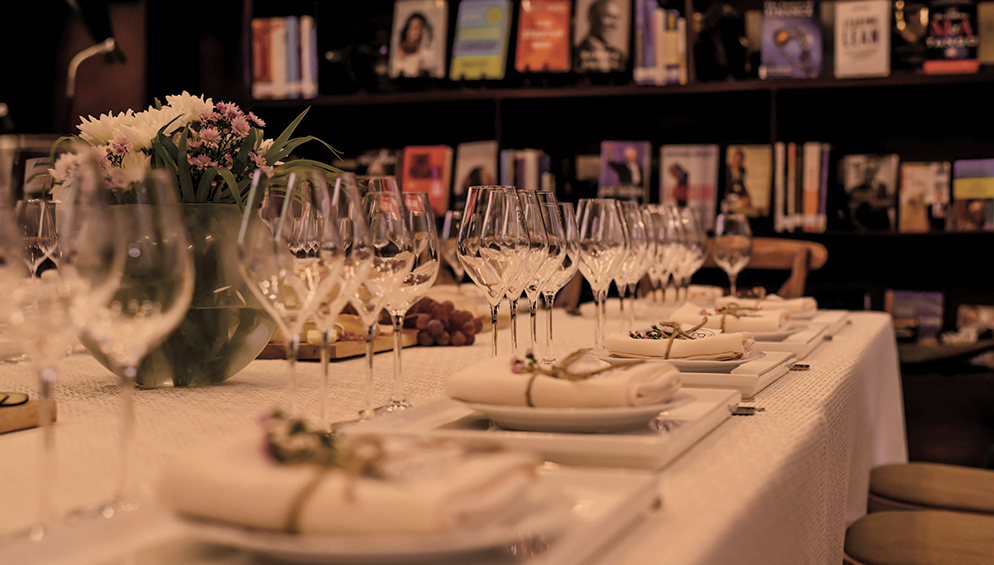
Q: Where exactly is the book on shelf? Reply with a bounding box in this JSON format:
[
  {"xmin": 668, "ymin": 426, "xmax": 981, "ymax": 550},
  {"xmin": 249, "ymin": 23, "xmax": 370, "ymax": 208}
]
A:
[
  {"xmin": 633, "ymin": 2, "xmax": 687, "ymax": 85},
  {"xmin": 389, "ymin": 0, "xmax": 449, "ymax": 79},
  {"xmin": 759, "ymin": 0, "xmax": 823, "ymax": 79},
  {"xmin": 659, "ymin": 144, "xmax": 721, "ymax": 230},
  {"xmin": 979, "ymin": 1, "xmax": 994, "ymax": 64},
  {"xmin": 952, "ymin": 158, "xmax": 994, "ymax": 231},
  {"xmin": 837, "ymin": 153, "xmax": 900, "ymax": 231},
  {"xmin": 401, "ymin": 145, "xmax": 454, "ymax": 218},
  {"xmin": 251, "ymin": 18, "xmax": 274, "ymax": 99},
  {"xmin": 800, "ymin": 141, "xmax": 828, "ymax": 232},
  {"xmin": 514, "ymin": 0, "xmax": 572, "ymax": 73},
  {"xmin": 300, "ymin": 15, "xmax": 318, "ymax": 99},
  {"xmin": 573, "ymin": 0, "xmax": 631, "ymax": 73},
  {"xmin": 834, "ymin": 0, "xmax": 891, "ymax": 78},
  {"xmin": 500, "ymin": 148, "xmax": 551, "ymax": 193},
  {"xmin": 773, "ymin": 141, "xmax": 787, "ymax": 232},
  {"xmin": 598, "ymin": 140, "xmax": 651, "ymax": 203},
  {"xmin": 923, "ymin": 0, "xmax": 981, "ymax": 74},
  {"xmin": 885, "ymin": 289, "xmax": 945, "ymax": 342},
  {"xmin": 355, "ymin": 148, "xmax": 404, "ymax": 177},
  {"xmin": 284, "ymin": 15, "xmax": 301, "ymax": 99},
  {"xmin": 452, "ymin": 140, "xmax": 499, "ymax": 213},
  {"xmin": 251, "ymin": 15, "xmax": 316, "ymax": 100},
  {"xmin": 449, "ymin": 0, "xmax": 513, "ymax": 80},
  {"xmin": 722, "ymin": 144, "xmax": 773, "ymax": 219},
  {"xmin": 633, "ymin": 0, "xmax": 659, "ymax": 84},
  {"xmin": 898, "ymin": 161, "xmax": 952, "ymax": 232},
  {"xmin": 892, "ymin": 1, "xmax": 930, "ymax": 70}
]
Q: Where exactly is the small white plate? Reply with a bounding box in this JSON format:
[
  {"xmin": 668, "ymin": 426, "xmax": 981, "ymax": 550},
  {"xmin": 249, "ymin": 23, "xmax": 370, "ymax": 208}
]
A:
[
  {"xmin": 599, "ymin": 350, "xmax": 766, "ymax": 373},
  {"xmin": 750, "ymin": 323, "xmax": 807, "ymax": 341},
  {"xmin": 182, "ymin": 487, "xmax": 573, "ymax": 564},
  {"xmin": 460, "ymin": 394, "xmax": 692, "ymax": 433}
]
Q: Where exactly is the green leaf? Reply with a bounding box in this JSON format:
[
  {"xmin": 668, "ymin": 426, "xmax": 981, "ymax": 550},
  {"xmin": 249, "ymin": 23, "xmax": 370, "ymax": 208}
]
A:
[
  {"xmin": 215, "ymin": 167, "xmax": 245, "ymax": 211},
  {"xmin": 196, "ymin": 168, "xmax": 219, "ymax": 203},
  {"xmin": 176, "ymin": 127, "xmax": 194, "ymax": 202},
  {"xmin": 232, "ymin": 130, "xmax": 258, "ymax": 176},
  {"xmin": 273, "ymin": 159, "xmax": 341, "ymax": 175},
  {"xmin": 267, "ymin": 135, "xmax": 338, "ymax": 165},
  {"xmin": 152, "ymin": 137, "xmax": 179, "ymax": 177},
  {"xmin": 264, "ymin": 107, "xmax": 310, "ymax": 164}
]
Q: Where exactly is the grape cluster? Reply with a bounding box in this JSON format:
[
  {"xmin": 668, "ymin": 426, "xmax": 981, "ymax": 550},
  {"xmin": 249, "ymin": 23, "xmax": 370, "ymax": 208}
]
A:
[{"xmin": 406, "ymin": 297, "xmax": 483, "ymax": 347}]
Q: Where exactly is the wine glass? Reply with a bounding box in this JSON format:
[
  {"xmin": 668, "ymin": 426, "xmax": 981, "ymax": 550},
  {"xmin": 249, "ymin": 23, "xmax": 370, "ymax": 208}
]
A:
[
  {"xmin": 309, "ymin": 173, "xmax": 373, "ymax": 431},
  {"xmin": 456, "ymin": 186, "xmax": 527, "ymax": 356},
  {"xmin": 503, "ymin": 190, "xmax": 548, "ymax": 354},
  {"xmin": 377, "ymin": 192, "xmax": 438, "ymax": 415},
  {"xmin": 540, "ymin": 202, "xmax": 579, "ymax": 364},
  {"xmin": 350, "ymin": 190, "xmax": 415, "ymax": 418},
  {"xmin": 525, "ymin": 191, "xmax": 563, "ymax": 353},
  {"xmin": 674, "ymin": 206, "xmax": 708, "ymax": 302},
  {"xmin": 237, "ymin": 167, "xmax": 345, "ymax": 421},
  {"xmin": 80, "ymin": 168, "xmax": 194, "ymax": 514},
  {"xmin": 617, "ymin": 200, "xmax": 649, "ymax": 329},
  {"xmin": 438, "ymin": 209, "xmax": 465, "ymax": 286},
  {"xmin": 2, "ymin": 147, "xmax": 121, "ymax": 536},
  {"xmin": 356, "ymin": 175, "xmax": 401, "ymax": 200},
  {"xmin": 713, "ymin": 213, "xmax": 753, "ymax": 297},
  {"xmin": 576, "ymin": 198, "xmax": 627, "ymax": 351}
]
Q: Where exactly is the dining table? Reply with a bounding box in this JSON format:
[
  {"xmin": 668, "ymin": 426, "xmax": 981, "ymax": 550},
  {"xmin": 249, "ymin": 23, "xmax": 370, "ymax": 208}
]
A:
[{"xmin": 0, "ymin": 301, "xmax": 907, "ymax": 565}]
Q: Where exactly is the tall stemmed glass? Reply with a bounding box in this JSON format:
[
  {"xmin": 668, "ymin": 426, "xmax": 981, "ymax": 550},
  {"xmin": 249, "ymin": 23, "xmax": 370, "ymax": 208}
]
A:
[
  {"xmin": 674, "ymin": 207, "xmax": 708, "ymax": 302},
  {"xmin": 617, "ymin": 200, "xmax": 649, "ymax": 329},
  {"xmin": 457, "ymin": 186, "xmax": 527, "ymax": 357},
  {"xmin": 713, "ymin": 212, "xmax": 753, "ymax": 297},
  {"xmin": 540, "ymin": 202, "xmax": 579, "ymax": 363},
  {"xmin": 438, "ymin": 209, "xmax": 465, "ymax": 286},
  {"xmin": 3, "ymin": 149, "xmax": 121, "ymax": 536},
  {"xmin": 377, "ymin": 192, "xmax": 438, "ymax": 415},
  {"xmin": 576, "ymin": 198, "xmax": 627, "ymax": 352},
  {"xmin": 351, "ymin": 191, "xmax": 415, "ymax": 418},
  {"xmin": 237, "ymin": 168, "xmax": 345, "ymax": 421},
  {"xmin": 525, "ymin": 192, "xmax": 564, "ymax": 352},
  {"xmin": 503, "ymin": 190, "xmax": 548, "ymax": 354},
  {"xmin": 80, "ymin": 169, "xmax": 194, "ymax": 514}
]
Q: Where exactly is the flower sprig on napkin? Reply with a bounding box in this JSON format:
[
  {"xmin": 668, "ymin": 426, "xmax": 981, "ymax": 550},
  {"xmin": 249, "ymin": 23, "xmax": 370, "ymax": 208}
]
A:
[{"xmin": 261, "ymin": 409, "xmax": 385, "ymax": 480}]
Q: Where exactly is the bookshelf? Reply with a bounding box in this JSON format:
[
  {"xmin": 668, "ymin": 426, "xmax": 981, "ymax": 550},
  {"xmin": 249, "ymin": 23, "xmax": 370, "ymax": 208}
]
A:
[{"xmin": 174, "ymin": 0, "xmax": 994, "ymax": 324}]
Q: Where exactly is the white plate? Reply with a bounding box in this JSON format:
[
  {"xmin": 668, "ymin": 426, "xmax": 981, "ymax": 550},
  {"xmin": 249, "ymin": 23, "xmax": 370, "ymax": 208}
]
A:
[
  {"xmin": 598, "ymin": 349, "xmax": 765, "ymax": 373},
  {"xmin": 750, "ymin": 323, "xmax": 807, "ymax": 341},
  {"xmin": 459, "ymin": 394, "xmax": 692, "ymax": 433},
  {"xmin": 182, "ymin": 487, "xmax": 573, "ymax": 564}
]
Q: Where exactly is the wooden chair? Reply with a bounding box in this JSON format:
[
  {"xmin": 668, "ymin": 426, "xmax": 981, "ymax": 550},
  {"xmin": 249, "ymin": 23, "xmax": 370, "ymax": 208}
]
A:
[{"xmin": 702, "ymin": 237, "xmax": 828, "ymax": 299}]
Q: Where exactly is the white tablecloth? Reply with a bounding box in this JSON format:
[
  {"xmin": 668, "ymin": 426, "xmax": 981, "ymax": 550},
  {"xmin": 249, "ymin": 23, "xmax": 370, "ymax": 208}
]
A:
[{"xmin": 0, "ymin": 307, "xmax": 907, "ymax": 565}]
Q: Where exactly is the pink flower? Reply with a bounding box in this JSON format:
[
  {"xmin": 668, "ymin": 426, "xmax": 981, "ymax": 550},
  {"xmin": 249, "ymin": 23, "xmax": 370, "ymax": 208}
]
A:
[
  {"xmin": 510, "ymin": 357, "xmax": 525, "ymax": 374},
  {"xmin": 200, "ymin": 127, "xmax": 221, "ymax": 147},
  {"xmin": 249, "ymin": 151, "xmax": 267, "ymax": 168},
  {"xmin": 189, "ymin": 155, "xmax": 213, "ymax": 169},
  {"xmin": 231, "ymin": 116, "xmax": 250, "ymax": 137},
  {"xmin": 247, "ymin": 112, "xmax": 265, "ymax": 128},
  {"xmin": 187, "ymin": 135, "xmax": 201, "ymax": 149},
  {"xmin": 699, "ymin": 309, "xmax": 709, "ymax": 316}
]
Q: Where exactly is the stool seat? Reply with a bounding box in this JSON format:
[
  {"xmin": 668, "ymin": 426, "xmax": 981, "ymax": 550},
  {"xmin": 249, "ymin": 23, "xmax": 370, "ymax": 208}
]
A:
[
  {"xmin": 869, "ymin": 463, "xmax": 994, "ymax": 515},
  {"xmin": 845, "ymin": 510, "xmax": 994, "ymax": 565}
]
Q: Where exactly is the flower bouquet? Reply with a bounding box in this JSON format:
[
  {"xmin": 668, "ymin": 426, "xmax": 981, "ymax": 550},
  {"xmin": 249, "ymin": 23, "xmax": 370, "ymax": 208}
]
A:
[{"xmin": 55, "ymin": 92, "xmax": 340, "ymax": 387}]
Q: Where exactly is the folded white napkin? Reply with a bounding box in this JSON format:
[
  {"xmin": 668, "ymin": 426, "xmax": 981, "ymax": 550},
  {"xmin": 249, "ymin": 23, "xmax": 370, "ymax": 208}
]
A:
[
  {"xmin": 606, "ymin": 329, "xmax": 755, "ymax": 361},
  {"xmin": 670, "ymin": 302, "xmax": 789, "ymax": 333},
  {"xmin": 446, "ymin": 355, "xmax": 682, "ymax": 408},
  {"xmin": 714, "ymin": 294, "xmax": 817, "ymax": 315},
  {"xmin": 157, "ymin": 437, "xmax": 539, "ymax": 535}
]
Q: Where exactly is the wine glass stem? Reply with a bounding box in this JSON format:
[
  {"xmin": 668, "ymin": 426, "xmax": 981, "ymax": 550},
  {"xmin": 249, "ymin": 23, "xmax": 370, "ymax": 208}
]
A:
[
  {"xmin": 594, "ymin": 290, "xmax": 606, "ymax": 350},
  {"xmin": 362, "ymin": 324, "xmax": 376, "ymax": 419},
  {"xmin": 34, "ymin": 366, "xmax": 57, "ymax": 538},
  {"xmin": 320, "ymin": 328, "xmax": 331, "ymax": 433},
  {"xmin": 390, "ymin": 314, "xmax": 407, "ymax": 406},
  {"xmin": 627, "ymin": 282, "xmax": 638, "ymax": 328},
  {"xmin": 285, "ymin": 334, "xmax": 301, "ymax": 419},
  {"xmin": 508, "ymin": 296, "xmax": 519, "ymax": 354},
  {"xmin": 543, "ymin": 292, "xmax": 555, "ymax": 363},
  {"xmin": 529, "ymin": 299, "xmax": 538, "ymax": 351},
  {"xmin": 730, "ymin": 273, "xmax": 738, "ymax": 297},
  {"xmin": 115, "ymin": 365, "xmax": 137, "ymax": 512},
  {"xmin": 490, "ymin": 304, "xmax": 499, "ymax": 357},
  {"xmin": 618, "ymin": 285, "xmax": 627, "ymax": 331}
]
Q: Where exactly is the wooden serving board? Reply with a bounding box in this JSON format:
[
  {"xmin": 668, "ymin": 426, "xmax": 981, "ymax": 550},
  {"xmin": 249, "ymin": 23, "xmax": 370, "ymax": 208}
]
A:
[{"xmin": 258, "ymin": 330, "xmax": 419, "ymax": 361}]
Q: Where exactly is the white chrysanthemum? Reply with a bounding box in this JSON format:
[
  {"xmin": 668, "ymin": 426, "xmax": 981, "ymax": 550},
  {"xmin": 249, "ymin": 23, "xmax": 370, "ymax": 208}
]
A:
[
  {"xmin": 49, "ymin": 151, "xmax": 81, "ymax": 183},
  {"xmin": 165, "ymin": 91, "xmax": 213, "ymax": 125},
  {"xmin": 77, "ymin": 109, "xmax": 135, "ymax": 146},
  {"xmin": 257, "ymin": 138, "xmax": 274, "ymax": 155},
  {"xmin": 118, "ymin": 150, "xmax": 151, "ymax": 185}
]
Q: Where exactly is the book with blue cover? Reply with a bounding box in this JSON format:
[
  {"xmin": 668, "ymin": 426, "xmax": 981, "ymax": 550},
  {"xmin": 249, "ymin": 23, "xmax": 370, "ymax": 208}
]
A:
[{"xmin": 759, "ymin": 0, "xmax": 823, "ymax": 78}]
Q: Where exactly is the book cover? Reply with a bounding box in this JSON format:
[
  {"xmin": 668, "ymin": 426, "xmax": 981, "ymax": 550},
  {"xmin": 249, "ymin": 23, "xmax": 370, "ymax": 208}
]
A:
[
  {"xmin": 659, "ymin": 144, "xmax": 721, "ymax": 230},
  {"xmin": 801, "ymin": 141, "xmax": 823, "ymax": 231},
  {"xmin": 786, "ymin": 141, "xmax": 798, "ymax": 230},
  {"xmin": 773, "ymin": 141, "xmax": 787, "ymax": 232},
  {"xmin": 355, "ymin": 148, "xmax": 404, "ymax": 177},
  {"xmin": 952, "ymin": 158, "xmax": 994, "ymax": 231},
  {"xmin": 838, "ymin": 153, "xmax": 900, "ymax": 231},
  {"xmin": 515, "ymin": 0, "xmax": 572, "ymax": 73},
  {"xmin": 573, "ymin": 0, "xmax": 632, "ymax": 73},
  {"xmin": 979, "ymin": 1, "xmax": 994, "ymax": 64},
  {"xmin": 251, "ymin": 18, "xmax": 273, "ymax": 99},
  {"xmin": 923, "ymin": 0, "xmax": 981, "ymax": 74},
  {"xmin": 834, "ymin": 0, "xmax": 891, "ymax": 78},
  {"xmin": 759, "ymin": 0, "xmax": 823, "ymax": 78},
  {"xmin": 723, "ymin": 144, "xmax": 773, "ymax": 218},
  {"xmin": 285, "ymin": 15, "xmax": 301, "ymax": 99},
  {"xmin": 389, "ymin": 0, "xmax": 449, "ymax": 79},
  {"xmin": 598, "ymin": 140, "xmax": 651, "ymax": 203},
  {"xmin": 633, "ymin": 0, "xmax": 659, "ymax": 84},
  {"xmin": 269, "ymin": 17, "xmax": 288, "ymax": 99},
  {"xmin": 300, "ymin": 15, "xmax": 319, "ymax": 99},
  {"xmin": 401, "ymin": 145, "xmax": 454, "ymax": 218},
  {"xmin": 449, "ymin": 0, "xmax": 513, "ymax": 80},
  {"xmin": 500, "ymin": 148, "xmax": 549, "ymax": 192},
  {"xmin": 899, "ymin": 161, "xmax": 952, "ymax": 232},
  {"xmin": 892, "ymin": 1, "xmax": 930, "ymax": 70},
  {"xmin": 453, "ymin": 140, "xmax": 499, "ymax": 212},
  {"xmin": 886, "ymin": 289, "xmax": 945, "ymax": 342}
]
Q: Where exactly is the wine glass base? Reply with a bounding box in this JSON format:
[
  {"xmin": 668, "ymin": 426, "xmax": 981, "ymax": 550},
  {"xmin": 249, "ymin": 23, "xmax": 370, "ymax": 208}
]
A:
[{"xmin": 373, "ymin": 401, "xmax": 412, "ymax": 416}]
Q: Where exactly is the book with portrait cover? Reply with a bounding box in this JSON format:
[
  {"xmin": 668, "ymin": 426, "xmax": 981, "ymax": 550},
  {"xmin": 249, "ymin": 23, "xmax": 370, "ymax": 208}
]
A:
[
  {"xmin": 952, "ymin": 158, "xmax": 994, "ymax": 231},
  {"xmin": 449, "ymin": 0, "xmax": 513, "ymax": 80},
  {"xmin": 401, "ymin": 144, "xmax": 454, "ymax": 218},
  {"xmin": 923, "ymin": 0, "xmax": 981, "ymax": 74},
  {"xmin": 759, "ymin": 0, "xmax": 823, "ymax": 78},
  {"xmin": 837, "ymin": 153, "xmax": 900, "ymax": 231},
  {"xmin": 572, "ymin": 0, "xmax": 632, "ymax": 73},
  {"xmin": 898, "ymin": 161, "xmax": 951, "ymax": 232},
  {"xmin": 723, "ymin": 144, "xmax": 773, "ymax": 218},
  {"xmin": 515, "ymin": 0, "xmax": 572, "ymax": 73},
  {"xmin": 389, "ymin": 0, "xmax": 449, "ymax": 79},
  {"xmin": 834, "ymin": 0, "xmax": 891, "ymax": 78},
  {"xmin": 598, "ymin": 140, "xmax": 651, "ymax": 203},
  {"xmin": 659, "ymin": 144, "xmax": 721, "ymax": 230},
  {"xmin": 452, "ymin": 140, "xmax": 499, "ymax": 213}
]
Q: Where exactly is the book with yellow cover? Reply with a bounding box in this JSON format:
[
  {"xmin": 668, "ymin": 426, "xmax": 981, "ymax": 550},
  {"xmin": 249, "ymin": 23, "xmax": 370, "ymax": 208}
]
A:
[
  {"xmin": 952, "ymin": 158, "xmax": 994, "ymax": 231},
  {"xmin": 450, "ymin": 0, "xmax": 513, "ymax": 80}
]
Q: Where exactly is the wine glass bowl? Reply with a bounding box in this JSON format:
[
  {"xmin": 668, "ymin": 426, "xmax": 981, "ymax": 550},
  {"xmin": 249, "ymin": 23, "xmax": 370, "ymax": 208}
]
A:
[
  {"xmin": 438, "ymin": 209, "xmax": 465, "ymax": 286},
  {"xmin": 576, "ymin": 198, "xmax": 627, "ymax": 351},
  {"xmin": 712, "ymin": 213, "xmax": 753, "ymax": 297}
]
